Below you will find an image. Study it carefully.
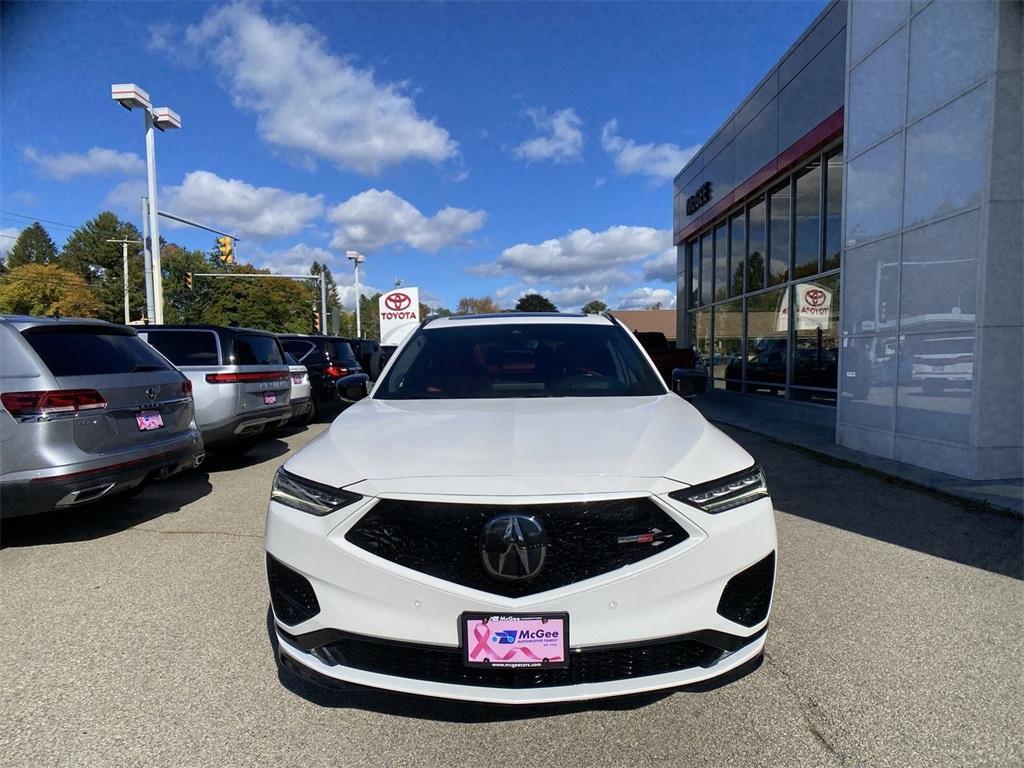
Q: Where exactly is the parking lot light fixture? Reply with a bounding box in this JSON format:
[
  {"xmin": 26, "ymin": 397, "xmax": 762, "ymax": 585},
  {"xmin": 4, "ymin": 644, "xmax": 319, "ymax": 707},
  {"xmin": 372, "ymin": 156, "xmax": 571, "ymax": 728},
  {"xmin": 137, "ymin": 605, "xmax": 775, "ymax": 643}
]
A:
[
  {"xmin": 346, "ymin": 251, "xmax": 366, "ymax": 338},
  {"xmin": 111, "ymin": 83, "xmax": 181, "ymax": 324}
]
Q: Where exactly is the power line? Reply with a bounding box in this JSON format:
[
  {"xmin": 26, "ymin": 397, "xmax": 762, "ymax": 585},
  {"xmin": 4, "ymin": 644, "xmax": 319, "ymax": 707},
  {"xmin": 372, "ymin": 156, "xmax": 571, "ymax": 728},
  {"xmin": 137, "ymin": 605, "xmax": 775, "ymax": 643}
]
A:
[{"xmin": 0, "ymin": 211, "xmax": 80, "ymax": 231}]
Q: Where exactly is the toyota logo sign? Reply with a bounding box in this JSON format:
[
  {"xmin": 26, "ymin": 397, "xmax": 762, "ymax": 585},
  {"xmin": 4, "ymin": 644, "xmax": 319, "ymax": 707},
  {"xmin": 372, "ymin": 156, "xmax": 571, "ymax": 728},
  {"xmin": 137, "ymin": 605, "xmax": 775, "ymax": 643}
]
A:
[
  {"xmin": 805, "ymin": 288, "xmax": 826, "ymax": 307},
  {"xmin": 385, "ymin": 292, "xmax": 412, "ymax": 311}
]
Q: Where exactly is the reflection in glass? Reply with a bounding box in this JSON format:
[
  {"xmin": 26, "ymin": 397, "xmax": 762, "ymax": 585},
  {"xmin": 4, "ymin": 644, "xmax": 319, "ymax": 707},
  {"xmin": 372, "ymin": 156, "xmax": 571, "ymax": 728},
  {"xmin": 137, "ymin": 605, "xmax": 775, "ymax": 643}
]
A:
[
  {"xmin": 794, "ymin": 161, "xmax": 821, "ymax": 278},
  {"xmin": 745, "ymin": 288, "xmax": 788, "ymax": 397},
  {"xmin": 688, "ymin": 241, "xmax": 699, "ymax": 306},
  {"xmin": 729, "ymin": 214, "xmax": 745, "ymax": 297},
  {"xmin": 714, "ymin": 224, "xmax": 728, "ymax": 302},
  {"xmin": 846, "ymin": 133, "xmax": 903, "ymax": 245},
  {"xmin": 840, "ymin": 335, "xmax": 896, "ymax": 428},
  {"xmin": 748, "ymin": 199, "xmax": 766, "ymax": 292},
  {"xmin": 824, "ymin": 148, "xmax": 843, "ymax": 270},
  {"xmin": 692, "ymin": 309, "xmax": 712, "ymax": 365},
  {"xmin": 896, "ymin": 331, "xmax": 974, "ymax": 444},
  {"xmin": 769, "ymin": 183, "xmax": 790, "ymax": 286},
  {"xmin": 700, "ymin": 234, "xmax": 713, "ymax": 305},
  {"xmin": 712, "ymin": 300, "xmax": 743, "ymax": 391},
  {"xmin": 791, "ymin": 275, "xmax": 839, "ymax": 400}
]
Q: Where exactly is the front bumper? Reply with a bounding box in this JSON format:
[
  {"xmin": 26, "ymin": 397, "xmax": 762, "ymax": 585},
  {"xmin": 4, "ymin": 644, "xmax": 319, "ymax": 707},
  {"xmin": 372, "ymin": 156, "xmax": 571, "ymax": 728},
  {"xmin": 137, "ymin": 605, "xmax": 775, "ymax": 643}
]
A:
[{"xmin": 265, "ymin": 487, "xmax": 776, "ymax": 704}]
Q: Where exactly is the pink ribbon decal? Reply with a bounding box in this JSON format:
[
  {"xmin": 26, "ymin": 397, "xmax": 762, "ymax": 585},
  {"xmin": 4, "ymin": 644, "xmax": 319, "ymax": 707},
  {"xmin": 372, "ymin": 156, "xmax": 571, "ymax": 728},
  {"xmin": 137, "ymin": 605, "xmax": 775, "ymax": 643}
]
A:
[{"xmin": 468, "ymin": 623, "xmax": 563, "ymax": 663}]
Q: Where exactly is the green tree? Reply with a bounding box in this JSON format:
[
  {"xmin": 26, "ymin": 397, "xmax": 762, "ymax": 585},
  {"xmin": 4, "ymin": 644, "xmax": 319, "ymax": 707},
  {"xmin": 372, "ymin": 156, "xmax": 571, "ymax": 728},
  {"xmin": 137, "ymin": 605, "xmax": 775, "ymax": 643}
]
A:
[
  {"xmin": 0, "ymin": 263, "xmax": 101, "ymax": 317},
  {"xmin": 581, "ymin": 299, "xmax": 608, "ymax": 314},
  {"xmin": 197, "ymin": 263, "xmax": 314, "ymax": 332},
  {"xmin": 310, "ymin": 260, "xmax": 343, "ymax": 333},
  {"xmin": 59, "ymin": 212, "xmax": 146, "ymax": 322},
  {"xmin": 6, "ymin": 222, "xmax": 58, "ymax": 268},
  {"xmin": 515, "ymin": 293, "xmax": 557, "ymax": 312},
  {"xmin": 358, "ymin": 292, "xmax": 382, "ymax": 340}
]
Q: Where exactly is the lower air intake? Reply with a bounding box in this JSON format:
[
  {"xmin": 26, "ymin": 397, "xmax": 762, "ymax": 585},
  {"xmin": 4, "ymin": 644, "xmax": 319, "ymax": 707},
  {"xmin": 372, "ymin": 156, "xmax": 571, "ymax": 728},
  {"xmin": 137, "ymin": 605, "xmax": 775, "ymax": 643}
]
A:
[
  {"xmin": 267, "ymin": 554, "xmax": 320, "ymax": 626},
  {"xmin": 717, "ymin": 552, "xmax": 775, "ymax": 627}
]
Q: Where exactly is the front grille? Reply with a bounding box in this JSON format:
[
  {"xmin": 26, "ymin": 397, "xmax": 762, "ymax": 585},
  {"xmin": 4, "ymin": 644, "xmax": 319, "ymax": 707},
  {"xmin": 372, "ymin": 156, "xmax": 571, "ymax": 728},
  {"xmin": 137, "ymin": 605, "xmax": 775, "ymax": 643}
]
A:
[
  {"xmin": 299, "ymin": 632, "xmax": 722, "ymax": 689},
  {"xmin": 345, "ymin": 498, "xmax": 688, "ymax": 597},
  {"xmin": 267, "ymin": 554, "xmax": 320, "ymax": 626},
  {"xmin": 717, "ymin": 552, "xmax": 775, "ymax": 627}
]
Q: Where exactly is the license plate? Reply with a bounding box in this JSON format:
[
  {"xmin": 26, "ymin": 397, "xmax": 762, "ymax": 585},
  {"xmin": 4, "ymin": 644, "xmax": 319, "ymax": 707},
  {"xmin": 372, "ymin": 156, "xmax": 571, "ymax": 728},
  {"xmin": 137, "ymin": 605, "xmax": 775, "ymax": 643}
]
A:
[
  {"xmin": 461, "ymin": 613, "xmax": 569, "ymax": 669},
  {"xmin": 135, "ymin": 410, "xmax": 164, "ymax": 431},
  {"xmin": 263, "ymin": 392, "xmax": 277, "ymax": 404},
  {"xmin": 291, "ymin": 375, "xmax": 303, "ymax": 385}
]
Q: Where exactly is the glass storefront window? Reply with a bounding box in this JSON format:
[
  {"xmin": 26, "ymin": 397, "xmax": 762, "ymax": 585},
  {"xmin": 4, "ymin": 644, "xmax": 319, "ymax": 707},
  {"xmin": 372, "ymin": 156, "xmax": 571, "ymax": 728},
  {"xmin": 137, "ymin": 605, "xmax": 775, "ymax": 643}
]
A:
[
  {"xmin": 748, "ymin": 199, "xmax": 766, "ymax": 292},
  {"xmin": 794, "ymin": 161, "xmax": 821, "ymax": 278},
  {"xmin": 692, "ymin": 308, "xmax": 711, "ymax": 366},
  {"xmin": 729, "ymin": 213, "xmax": 745, "ymax": 296},
  {"xmin": 712, "ymin": 299, "xmax": 743, "ymax": 390},
  {"xmin": 700, "ymin": 234, "xmax": 713, "ymax": 305},
  {"xmin": 714, "ymin": 224, "xmax": 728, "ymax": 302},
  {"xmin": 791, "ymin": 274, "xmax": 840, "ymax": 403},
  {"xmin": 688, "ymin": 241, "xmax": 699, "ymax": 306},
  {"xmin": 769, "ymin": 183, "xmax": 790, "ymax": 286},
  {"xmin": 745, "ymin": 288, "xmax": 788, "ymax": 396},
  {"xmin": 824, "ymin": 149, "xmax": 843, "ymax": 270}
]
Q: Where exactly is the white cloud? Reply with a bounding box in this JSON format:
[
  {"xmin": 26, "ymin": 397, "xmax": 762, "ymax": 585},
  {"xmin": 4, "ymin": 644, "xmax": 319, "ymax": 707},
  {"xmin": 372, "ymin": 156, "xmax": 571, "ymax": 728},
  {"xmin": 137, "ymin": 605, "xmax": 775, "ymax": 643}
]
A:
[
  {"xmin": 513, "ymin": 107, "xmax": 584, "ymax": 164},
  {"xmin": 476, "ymin": 225, "xmax": 671, "ymax": 283},
  {"xmin": 1, "ymin": 227, "xmax": 22, "ymax": 258},
  {"xmin": 601, "ymin": 120, "xmax": 700, "ymax": 183},
  {"xmin": 252, "ymin": 242, "xmax": 336, "ymax": 275},
  {"xmin": 185, "ymin": 4, "xmax": 457, "ymax": 175},
  {"xmin": 24, "ymin": 147, "xmax": 144, "ymax": 181},
  {"xmin": 157, "ymin": 171, "xmax": 324, "ymax": 239},
  {"xmin": 617, "ymin": 286, "xmax": 677, "ymax": 310},
  {"xmin": 328, "ymin": 188, "xmax": 485, "ymax": 253},
  {"xmin": 642, "ymin": 248, "xmax": 678, "ymax": 283}
]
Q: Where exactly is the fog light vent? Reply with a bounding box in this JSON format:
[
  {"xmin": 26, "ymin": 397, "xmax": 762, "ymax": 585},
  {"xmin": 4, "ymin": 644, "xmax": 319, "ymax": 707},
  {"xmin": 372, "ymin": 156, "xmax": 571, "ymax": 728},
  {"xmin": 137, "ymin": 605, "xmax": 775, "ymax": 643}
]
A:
[
  {"xmin": 717, "ymin": 552, "xmax": 775, "ymax": 627},
  {"xmin": 267, "ymin": 554, "xmax": 320, "ymax": 626}
]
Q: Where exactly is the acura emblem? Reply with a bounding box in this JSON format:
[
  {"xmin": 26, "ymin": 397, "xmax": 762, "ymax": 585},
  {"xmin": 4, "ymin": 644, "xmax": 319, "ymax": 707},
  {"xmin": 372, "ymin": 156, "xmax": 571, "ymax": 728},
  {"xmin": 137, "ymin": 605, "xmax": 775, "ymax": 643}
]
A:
[{"xmin": 480, "ymin": 514, "xmax": 547, "ymax": 581}]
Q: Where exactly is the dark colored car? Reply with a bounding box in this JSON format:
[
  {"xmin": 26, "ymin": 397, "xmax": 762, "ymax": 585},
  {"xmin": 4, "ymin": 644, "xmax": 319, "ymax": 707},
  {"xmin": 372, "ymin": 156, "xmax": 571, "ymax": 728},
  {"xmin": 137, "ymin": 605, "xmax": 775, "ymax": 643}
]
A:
[{"xmin": 277, "ymin": 335, "xmax": 369, "ymax": 418}]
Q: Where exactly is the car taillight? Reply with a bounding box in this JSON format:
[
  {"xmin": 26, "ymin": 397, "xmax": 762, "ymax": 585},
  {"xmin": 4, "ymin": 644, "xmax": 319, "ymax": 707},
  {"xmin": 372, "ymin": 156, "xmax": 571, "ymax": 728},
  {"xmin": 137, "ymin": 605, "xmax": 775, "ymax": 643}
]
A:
[
  {"xmin": 324, "ymin": 365, "xmax": 350, "ymax": 378},
  {"xmin": 1, "ymin": 389, "xmax": 107, "ymax": 417},
  {"xmin": 205, "ymin": 372, "xmax": 290, "ymax": 384},
  {"xmin": 181, "ymin": 379, "xmax": 193, "ymax": 397}
]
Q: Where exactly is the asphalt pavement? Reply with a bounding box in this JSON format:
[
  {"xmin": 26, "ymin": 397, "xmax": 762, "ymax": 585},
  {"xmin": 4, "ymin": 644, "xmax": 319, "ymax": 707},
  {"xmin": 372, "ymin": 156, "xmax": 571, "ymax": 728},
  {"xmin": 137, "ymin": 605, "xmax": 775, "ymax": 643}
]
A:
[{"xmin": 1, "ymin": 416, "xmax": 1021, "ymax": 767}]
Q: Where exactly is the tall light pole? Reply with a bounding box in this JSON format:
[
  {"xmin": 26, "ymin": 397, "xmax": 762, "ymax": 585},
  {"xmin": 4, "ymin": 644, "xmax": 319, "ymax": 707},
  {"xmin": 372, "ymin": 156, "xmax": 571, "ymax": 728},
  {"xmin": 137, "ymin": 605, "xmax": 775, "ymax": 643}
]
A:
[
  {"xmin": 106, "ymin": 237, "xmax": 142, "ymax": 324},
  {"xmin": 346, "ymin": 250, "xmax": 366, "ymax": 338},
  {"xmin": 112, "ymin": 84, "xmax": 180, "ymax": 324}
]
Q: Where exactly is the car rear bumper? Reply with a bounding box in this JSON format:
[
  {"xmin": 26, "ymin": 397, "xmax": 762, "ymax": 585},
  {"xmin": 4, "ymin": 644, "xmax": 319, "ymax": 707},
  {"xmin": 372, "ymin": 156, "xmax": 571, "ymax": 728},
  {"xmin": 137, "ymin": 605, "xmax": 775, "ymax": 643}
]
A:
[
  {"xmin": 0, "ymin": 430, "xmax": 204, "ymax": 518},
  {"xmin": 200, "ymin": 405, "xmax": 294, "ymax": 447}
]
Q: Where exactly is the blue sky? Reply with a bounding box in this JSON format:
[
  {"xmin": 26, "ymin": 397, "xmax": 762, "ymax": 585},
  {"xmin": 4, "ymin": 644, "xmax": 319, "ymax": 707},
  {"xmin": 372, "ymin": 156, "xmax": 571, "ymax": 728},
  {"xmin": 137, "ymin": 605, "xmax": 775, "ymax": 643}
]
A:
[{"xmin": 1, "ymin": 1, "xmax": 825, "ymax": 311}]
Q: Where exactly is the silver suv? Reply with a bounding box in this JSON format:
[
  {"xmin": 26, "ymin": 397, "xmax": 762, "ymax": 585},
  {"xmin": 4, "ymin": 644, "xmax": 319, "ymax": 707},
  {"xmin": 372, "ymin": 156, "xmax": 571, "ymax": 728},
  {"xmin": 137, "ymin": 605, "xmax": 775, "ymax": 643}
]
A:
[
  {"xmin": 139, "ymin": 325, "xmax": 292, "ymax": 451},
  {"xmin": 0, "ymin": 316, "xmax": 204, "ymax": 518}
]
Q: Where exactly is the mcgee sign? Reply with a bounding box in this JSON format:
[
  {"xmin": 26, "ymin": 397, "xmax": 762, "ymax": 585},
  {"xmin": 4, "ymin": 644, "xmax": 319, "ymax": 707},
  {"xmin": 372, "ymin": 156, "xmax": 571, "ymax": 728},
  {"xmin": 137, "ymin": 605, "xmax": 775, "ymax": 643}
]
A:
[{"xmin": 379, "ymin": 287, "xmax": 420, "ymax": 345}]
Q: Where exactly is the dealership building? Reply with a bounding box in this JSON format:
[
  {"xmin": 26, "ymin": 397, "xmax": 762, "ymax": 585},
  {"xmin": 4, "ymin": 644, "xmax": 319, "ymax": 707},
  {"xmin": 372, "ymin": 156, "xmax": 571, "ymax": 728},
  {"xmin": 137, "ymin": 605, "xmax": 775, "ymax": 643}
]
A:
[{"xmin": 674, "ymin": 0, "xmax": 1022, "ymax": 482}]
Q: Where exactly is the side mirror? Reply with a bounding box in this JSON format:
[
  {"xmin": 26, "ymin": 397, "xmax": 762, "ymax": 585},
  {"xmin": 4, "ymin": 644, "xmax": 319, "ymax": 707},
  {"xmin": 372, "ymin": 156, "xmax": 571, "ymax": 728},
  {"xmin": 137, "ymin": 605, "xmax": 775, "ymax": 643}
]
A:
[{"xmin": 672, "ymin": 368, "xmax": 705, "ymax": 400}]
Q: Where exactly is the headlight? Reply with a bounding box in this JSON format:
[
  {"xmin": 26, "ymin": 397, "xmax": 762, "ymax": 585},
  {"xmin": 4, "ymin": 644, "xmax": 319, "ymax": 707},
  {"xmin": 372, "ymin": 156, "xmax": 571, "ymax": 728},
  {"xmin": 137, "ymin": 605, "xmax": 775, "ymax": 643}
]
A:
[
  {"xmin": 669, "ymin": 465, "xmax": 768, "ymax": 514},
  {"xmin": 271, "ymin": 468, "xmax": 362, "ymax": 516}
]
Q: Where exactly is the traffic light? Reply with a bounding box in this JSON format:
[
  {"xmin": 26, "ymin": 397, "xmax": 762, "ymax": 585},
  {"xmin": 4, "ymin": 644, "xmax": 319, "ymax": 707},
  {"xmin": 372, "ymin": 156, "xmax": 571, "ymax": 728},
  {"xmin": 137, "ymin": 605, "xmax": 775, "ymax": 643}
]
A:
[
  {"xmin": 216, "ymin": 236, "xmax": 234, "ymax": 263},
  {"xmin": 313, "ymin": 311, "xmax": 321, "ymax": 333},
  {"xmin": 185, "ymin": 272, "xmax": 193, "ymax": 291}
]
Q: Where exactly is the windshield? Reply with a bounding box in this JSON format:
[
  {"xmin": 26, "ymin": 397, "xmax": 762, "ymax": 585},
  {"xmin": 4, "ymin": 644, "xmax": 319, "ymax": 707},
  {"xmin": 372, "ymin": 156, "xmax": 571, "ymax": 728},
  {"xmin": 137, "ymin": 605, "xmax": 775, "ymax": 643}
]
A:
[{"xmin": 376, "ymin": 323, "xmax": 666, "ymax": 399}]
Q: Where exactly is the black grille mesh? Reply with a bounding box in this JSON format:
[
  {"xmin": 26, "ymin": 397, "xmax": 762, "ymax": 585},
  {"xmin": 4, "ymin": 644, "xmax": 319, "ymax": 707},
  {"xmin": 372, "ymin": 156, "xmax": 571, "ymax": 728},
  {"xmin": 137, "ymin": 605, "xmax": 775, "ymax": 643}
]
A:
[
  {"xmin": 267, "ymin": 554, "xmax": 320, "ymax": 626},
  {"xmin": 313, "ymin": 634, "xmax": 720, "ymax": 688},
  {"xmin": 345, "ymin": 497, "xmax": 688, "ymax": 597},
  {"xmin": 717, "ymin": 552, "xmax": 775, "ymax": 627}
]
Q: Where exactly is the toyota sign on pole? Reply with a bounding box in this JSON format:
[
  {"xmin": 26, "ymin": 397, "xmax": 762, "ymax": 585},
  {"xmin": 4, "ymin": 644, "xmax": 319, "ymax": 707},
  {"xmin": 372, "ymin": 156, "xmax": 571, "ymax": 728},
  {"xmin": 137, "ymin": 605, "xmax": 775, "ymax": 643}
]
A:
[{"xmin": 379, "ymin": 287, "xmax": 421, "ymax": 345}]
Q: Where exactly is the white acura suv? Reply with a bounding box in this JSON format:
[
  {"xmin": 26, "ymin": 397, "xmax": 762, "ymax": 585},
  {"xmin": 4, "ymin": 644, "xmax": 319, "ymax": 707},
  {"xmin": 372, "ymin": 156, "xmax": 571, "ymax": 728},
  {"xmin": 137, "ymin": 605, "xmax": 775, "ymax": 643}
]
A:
[{"xmin": 265, "ymin": 313, "xmax": 776, "ymax": 704}]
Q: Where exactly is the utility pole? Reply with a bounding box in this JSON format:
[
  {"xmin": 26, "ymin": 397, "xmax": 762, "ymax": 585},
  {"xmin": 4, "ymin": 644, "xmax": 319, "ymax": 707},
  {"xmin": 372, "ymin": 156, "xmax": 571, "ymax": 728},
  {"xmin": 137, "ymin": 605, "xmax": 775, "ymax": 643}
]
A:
[
  {"xmin": 346, "ymin": 250, "xmax": 366, "ymax": 338},
  {"xmin": 106, "ymin": 237, "xmax": 142, "ymax": 324}
]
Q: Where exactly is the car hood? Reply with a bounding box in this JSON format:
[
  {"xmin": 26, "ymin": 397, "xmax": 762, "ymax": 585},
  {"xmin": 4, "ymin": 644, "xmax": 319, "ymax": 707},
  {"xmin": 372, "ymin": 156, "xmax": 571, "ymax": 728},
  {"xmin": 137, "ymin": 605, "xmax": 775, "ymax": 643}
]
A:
[{"xmin": 284, "ymin": 395, "xmax": 754, "ymax": 493}]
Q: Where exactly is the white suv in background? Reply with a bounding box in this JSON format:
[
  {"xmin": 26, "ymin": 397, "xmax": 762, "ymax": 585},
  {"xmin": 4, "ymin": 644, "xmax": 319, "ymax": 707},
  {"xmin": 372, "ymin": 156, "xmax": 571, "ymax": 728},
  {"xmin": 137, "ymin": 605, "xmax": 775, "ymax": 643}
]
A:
[{"xmin": 265, "ymin": 312, "xmax": 776, "ymax": 704}]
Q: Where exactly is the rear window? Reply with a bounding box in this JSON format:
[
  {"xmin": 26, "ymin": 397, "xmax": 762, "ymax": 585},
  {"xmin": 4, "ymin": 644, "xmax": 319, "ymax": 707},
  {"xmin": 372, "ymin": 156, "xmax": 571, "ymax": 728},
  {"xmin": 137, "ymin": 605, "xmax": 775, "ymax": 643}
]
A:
[
  {"xmin": 144, "ymin": 330, "xmax": 219, "ymax": 366},
  {"xmin": 328, "ymin": 341, "xmax": 358, "ymax": 363},
  {"xmin": 282, "ymin": 340, "xmax": 317, "ymax": 362},
  {"xmin": 233, "ymin": 334, "xmax": 284, "ymax": 366},
  {"xmin": 23, "ymin": 326, "xmax": 173, "ymax": 377}
]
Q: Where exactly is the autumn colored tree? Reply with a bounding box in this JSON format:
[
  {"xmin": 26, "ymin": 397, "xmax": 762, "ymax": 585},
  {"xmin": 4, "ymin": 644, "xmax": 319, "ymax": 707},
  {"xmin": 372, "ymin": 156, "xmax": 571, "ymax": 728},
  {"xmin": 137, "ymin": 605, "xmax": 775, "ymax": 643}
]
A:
[
  {"xmin": 456, "ymin": 296, "xmax": 500, "ymax": 314},
  {"xmin": 0, "ymin": 263, "xmax": 101, "ymax": 317}
]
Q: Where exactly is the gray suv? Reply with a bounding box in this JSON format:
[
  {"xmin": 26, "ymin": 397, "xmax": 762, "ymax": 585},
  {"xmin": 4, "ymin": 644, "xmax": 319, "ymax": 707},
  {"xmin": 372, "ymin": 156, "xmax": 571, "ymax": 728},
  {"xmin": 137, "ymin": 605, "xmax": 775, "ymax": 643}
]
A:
[
  {"xmin": 0, "ymin": 316, "xmax": 204, "ymax": 518},
  {"xmin": 139, "ymin": 325, "xmax": 292, "ymax": 451}
]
